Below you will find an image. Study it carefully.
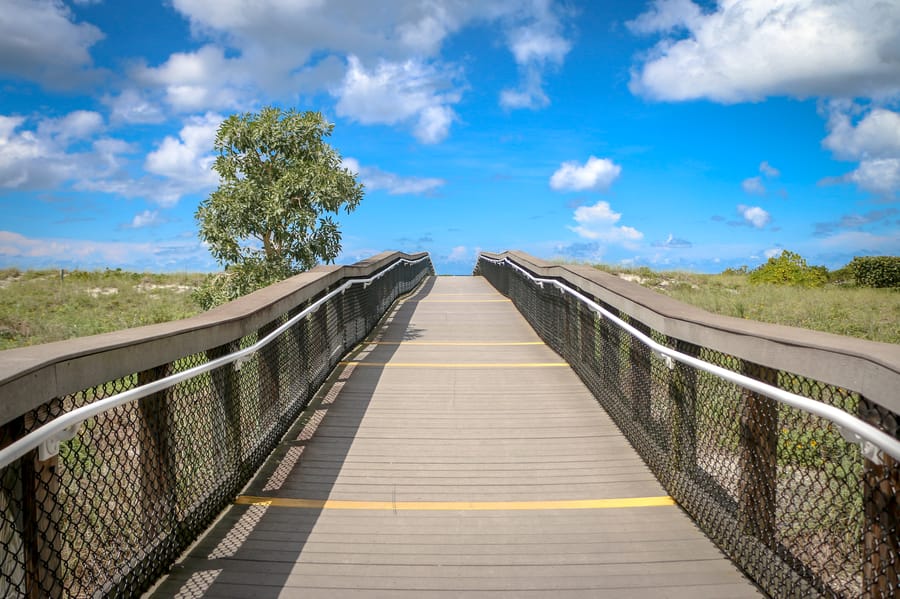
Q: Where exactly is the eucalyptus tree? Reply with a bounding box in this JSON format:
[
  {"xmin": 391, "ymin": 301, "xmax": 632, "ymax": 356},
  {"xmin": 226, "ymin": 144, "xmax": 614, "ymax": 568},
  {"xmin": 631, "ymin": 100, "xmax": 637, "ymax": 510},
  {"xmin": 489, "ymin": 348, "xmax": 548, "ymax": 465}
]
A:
[{"xmin": 194, "ymin": 107, "xmax": 363, "ymax": 308}]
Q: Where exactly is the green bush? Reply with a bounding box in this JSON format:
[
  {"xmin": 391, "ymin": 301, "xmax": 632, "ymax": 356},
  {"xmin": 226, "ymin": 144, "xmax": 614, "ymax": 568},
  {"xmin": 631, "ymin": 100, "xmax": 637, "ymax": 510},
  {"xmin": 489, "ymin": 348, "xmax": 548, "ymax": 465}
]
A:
[
  {"xmin": 850, "ymin": 256, "xmax": 900, "ymax": 288},
  {"xmin": 748, "ymin": 250, "xmax": 827, "ymax": 287}
]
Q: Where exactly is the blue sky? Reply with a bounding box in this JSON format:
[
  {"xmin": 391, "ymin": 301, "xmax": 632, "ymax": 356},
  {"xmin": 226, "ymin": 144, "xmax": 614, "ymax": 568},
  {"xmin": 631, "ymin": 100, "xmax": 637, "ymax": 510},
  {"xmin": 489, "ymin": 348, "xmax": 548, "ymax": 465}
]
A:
[{"xmin": 1, "ymin": 0, "xmax": 898, "ymax": 275}]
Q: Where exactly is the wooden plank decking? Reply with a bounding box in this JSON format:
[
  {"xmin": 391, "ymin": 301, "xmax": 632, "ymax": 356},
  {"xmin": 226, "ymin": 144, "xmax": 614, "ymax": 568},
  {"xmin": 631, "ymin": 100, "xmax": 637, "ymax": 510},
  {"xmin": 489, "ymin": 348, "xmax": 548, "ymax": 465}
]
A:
[{"xmin": 147, "ymin": 276, "xmax": 760, "ymax": 598}]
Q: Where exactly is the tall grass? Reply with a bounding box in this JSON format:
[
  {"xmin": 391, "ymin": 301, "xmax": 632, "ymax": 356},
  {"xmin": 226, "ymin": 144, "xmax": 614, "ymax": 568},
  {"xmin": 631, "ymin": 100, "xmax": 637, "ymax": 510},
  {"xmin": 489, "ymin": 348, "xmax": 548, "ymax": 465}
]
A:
[
  {"xmin": 0, "ymin": 268, "xmax": 207, "ymax": 350},
  {"xmin": 589, "ymin": 264, "xmax": 899, "ymax": 344}
]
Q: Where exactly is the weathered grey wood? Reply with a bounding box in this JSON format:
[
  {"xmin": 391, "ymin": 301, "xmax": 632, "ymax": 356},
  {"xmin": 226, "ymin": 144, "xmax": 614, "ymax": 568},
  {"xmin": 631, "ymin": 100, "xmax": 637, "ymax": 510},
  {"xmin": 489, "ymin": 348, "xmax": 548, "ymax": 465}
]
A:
[
  {"xmin": 481, "ymin": 250, "xmax": 900, "ymax": 414},
  {"xmin": 146, "ymin": 276, "xmax": 759, "ymax": 598}
]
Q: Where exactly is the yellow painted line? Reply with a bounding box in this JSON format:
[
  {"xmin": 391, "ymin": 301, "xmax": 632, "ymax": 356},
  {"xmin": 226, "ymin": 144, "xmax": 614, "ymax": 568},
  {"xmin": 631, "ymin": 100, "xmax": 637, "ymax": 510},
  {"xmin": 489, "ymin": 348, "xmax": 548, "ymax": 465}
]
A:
[
  {"xmin": 364, "ymin": 341, "xmax": 544, "ymax": 346},
  {"xmin": 406, "ymin": 299, "xmax": 511, "ymax": 303},
  {"xmin": 339, "ymin": 362, "xmax": 568, "ymax": 368},
  {"xmin": 236, "ymin": 495, "xmax": 675, "ymax": 511}
]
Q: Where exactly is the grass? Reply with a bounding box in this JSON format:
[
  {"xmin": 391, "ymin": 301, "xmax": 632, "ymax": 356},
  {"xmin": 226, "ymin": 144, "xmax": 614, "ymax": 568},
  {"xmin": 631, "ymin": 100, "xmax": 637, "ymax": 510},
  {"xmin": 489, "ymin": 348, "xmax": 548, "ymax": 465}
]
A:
[
  {"xmin": 588, "ymin": 264, "xmax": 900, "ymax": 344},
  {"xmin": 0, "ymin": 268, "xmax": 207, "ymax": 351}
]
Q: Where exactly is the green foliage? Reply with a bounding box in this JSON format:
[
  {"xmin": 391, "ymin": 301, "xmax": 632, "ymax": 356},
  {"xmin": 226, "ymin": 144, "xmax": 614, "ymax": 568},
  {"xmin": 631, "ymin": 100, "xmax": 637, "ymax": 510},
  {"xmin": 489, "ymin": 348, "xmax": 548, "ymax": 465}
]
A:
[
  {"xmin": 849, "ymin": 255, "xmax": 900, "ymax": 288},
  {"xmin": 747, "ymin": 250, "xmax": 827, "ymax": 287},
  {"xmin": 575, "ymin": 261, "xmax": 899, "ymax": 343},
  {"xmin": 721, "ymin": 265, "xmax": 749, "ymax": 276},
  {"xmin": 195, "ymin": 107, "xmax": 363, "ymax": 309},
  {"xmin": 0, "ymin": 269, "xmax": 205, "ymax": 350}
]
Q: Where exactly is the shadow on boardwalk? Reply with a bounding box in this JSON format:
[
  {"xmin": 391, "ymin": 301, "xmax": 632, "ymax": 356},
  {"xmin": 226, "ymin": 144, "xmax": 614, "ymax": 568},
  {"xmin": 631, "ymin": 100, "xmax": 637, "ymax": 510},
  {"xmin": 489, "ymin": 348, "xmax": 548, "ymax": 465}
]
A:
[{"xmin": 146, "ymin": 280, "xmax": 433, "ymax": 598}]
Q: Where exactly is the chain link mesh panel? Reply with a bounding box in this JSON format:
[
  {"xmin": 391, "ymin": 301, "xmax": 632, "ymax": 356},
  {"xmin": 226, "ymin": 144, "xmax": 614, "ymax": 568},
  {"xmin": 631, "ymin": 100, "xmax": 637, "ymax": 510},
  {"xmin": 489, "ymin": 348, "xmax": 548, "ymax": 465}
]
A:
[
  {"xmin": 477, "ymin": 256, "xmax": 899, "ymax": 599},
  {"xmin": 0, "ymin": 257, "xmax": 432, "ymax": 598}
]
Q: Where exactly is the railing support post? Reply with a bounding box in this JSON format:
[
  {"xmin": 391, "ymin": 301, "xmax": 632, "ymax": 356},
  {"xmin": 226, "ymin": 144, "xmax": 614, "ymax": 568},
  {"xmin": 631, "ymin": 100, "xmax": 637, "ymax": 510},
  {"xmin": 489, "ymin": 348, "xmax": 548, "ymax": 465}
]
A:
[
  {"xmin": 207, "ymin": 342, "xmax": 242, "ymax": 479},
  {"xmin": 738, "ymin": 361, "xmax": 778, "ymax": 541},
  {"xmin": 138, "ymin": 365, "xmax": 176, "ymax": 545},
  {"xmin": 19, "ymin": 401, "xmax": 65, "ymax": 599},
  {"xmin": 629, "ymin": 320, "xmax": 652, "ymax": 426},
  {"xmin": 671, "ymin": 340, "xmax": 699, "ymax": 472},
  {"xmin": 258, "ymin": 320, "xmax": 281, "ymax": 418},
  {"xmin": 860, "ymin": 397, "xmax": 899, "ymax": 598}
]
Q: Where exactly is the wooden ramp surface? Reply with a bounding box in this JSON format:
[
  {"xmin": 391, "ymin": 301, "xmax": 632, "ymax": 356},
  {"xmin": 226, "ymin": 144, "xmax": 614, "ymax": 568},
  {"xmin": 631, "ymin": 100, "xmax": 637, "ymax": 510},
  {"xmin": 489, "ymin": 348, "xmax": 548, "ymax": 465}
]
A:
[{"xmin": 148, "ymin": 276, "xmax": 759, "ymax": 598}]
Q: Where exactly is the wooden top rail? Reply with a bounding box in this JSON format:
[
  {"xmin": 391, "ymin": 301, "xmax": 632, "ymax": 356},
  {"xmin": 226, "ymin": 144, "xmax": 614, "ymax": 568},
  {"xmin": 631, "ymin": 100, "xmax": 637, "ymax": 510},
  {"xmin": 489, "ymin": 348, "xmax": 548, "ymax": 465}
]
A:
[
  {"xmin": 0, "ymin": 251, "xmax": 429, "ymax": 427},
  {"xmin": 481, "ymin": 251, "xmax": 900, "ymax": 414}
]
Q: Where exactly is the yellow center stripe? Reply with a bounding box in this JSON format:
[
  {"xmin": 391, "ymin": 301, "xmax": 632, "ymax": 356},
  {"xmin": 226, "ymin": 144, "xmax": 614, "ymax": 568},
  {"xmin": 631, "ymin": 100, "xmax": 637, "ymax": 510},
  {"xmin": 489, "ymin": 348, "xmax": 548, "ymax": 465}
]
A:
[
  {"xmin": 404, "ymin": 299, "xmax": 511, "ymax": 303},
  {"xmin": 339, "ymin": 362, "xmax": 568, "ymax": 368},
  {"xmin": 236, "ymin": 495, "xmax": 675, "ymax": 511},
  {"xmin": 363, "ymin": 341, "xmax": 544, "ymax": 346}
]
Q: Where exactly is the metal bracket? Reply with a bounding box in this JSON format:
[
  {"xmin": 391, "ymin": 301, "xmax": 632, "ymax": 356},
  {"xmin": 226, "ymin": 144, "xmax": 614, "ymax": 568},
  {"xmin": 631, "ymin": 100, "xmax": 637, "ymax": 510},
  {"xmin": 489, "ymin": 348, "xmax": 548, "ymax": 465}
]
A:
[
  {"xmin": 39, "ymin": 424, "xmax": 80, "ymax": 461},
  {"xmin": 234, "ymin": 352, "xmax": 256, "ymax": 371},
  {"xmin": 837, "ymin": 426, "xmax": 883, "ymax": 465},
  {"xmin": 654, "ymin": 351, "xmax": 675, "ymax": 370}
]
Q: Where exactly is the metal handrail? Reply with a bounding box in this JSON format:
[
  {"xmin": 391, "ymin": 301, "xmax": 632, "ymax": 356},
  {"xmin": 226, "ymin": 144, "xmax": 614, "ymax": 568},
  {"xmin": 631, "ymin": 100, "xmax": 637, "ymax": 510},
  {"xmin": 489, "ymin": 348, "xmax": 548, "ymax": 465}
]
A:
[
  {"xmin": 480, "ymin": 254, "xmax": 900, "ymax": 463},
  {"xmin": 0, "ymin": 255, "xmax": 431, "ymax": 469}
]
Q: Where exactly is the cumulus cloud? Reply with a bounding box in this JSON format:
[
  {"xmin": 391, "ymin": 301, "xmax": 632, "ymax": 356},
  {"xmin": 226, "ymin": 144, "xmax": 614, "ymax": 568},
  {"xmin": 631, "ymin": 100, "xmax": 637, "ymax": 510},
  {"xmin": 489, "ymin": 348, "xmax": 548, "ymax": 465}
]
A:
[
  {"xmin": 759, "ymin": 161, "xmax": 780, "ymax": 178},
  {"xmin": 144, "ymin": 113, "xmax": 222, "ymax": 206},
  {"xmin": 0, "ymin": 0, "xmax": 104, "ymax": 89},
  {"xmin": 0, "ymin": 112, "xmax": 126, "ymax": 191},
  {"xmin": 342, "ymin": 157, "xmax": 445, "ymax": 195},
  {"xmin": 550, "ymin": 156, "xmax": 621, "ymax": 192},
  {"xmin": 500, "ymin": 10, "xmax": 572, "ymax": 110},
  {"xmin": 0, "ymin": 230, "xmax": 216, "ymax": 271},
  {"xmin": 447, "ymin": 245, "xmax": 470, "ymax": 262},
  {"xmin": 652, "ymin": 233, "xmax": 692, "ymax": 249},
  {"xmin": 822, "ymin": 105, "xmax": 900, "ymax": 196},
  {"xmin": 742, "ymin": 176, "xmax": 765, "ymax": 195},
  {"xmin": 569, "ymin": 201, "xmax": 643, "ymax": 244},
  {"xmin": 628, "ymin": 0, "xmax": 900, "ymax": 102},
  {"xmin": 737, "ymin": 204, "xmax": 771, "ymax": 228},
  {"xmin": 741, "ymin": 160, "xmax": 781, "ymax": 195},
  {"xmin": 127, "ymin": 210, "xmax": 166, "ymax": 229},
  {"xmin": 334, "ymin": 56, "xmax": 460, "ymax": 144},
  {"xmin": 149, "ymin": 1, "xmax": 573, "ymax": 139},
  {"xmin": 104, "ymin": 88, "xmax": 167, "ymax": 124}
]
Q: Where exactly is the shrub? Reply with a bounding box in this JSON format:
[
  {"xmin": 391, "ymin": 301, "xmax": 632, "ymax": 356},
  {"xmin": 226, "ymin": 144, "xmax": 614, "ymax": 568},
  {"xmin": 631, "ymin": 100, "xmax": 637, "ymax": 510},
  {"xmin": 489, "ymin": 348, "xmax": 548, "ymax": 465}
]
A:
[
  {"xmin": 850, "ymin": 256, "xmax": 900, "ymax": 288},
  {"xmin": 748, "ymin": 250, "xmax": 827, "ymax": 287}
]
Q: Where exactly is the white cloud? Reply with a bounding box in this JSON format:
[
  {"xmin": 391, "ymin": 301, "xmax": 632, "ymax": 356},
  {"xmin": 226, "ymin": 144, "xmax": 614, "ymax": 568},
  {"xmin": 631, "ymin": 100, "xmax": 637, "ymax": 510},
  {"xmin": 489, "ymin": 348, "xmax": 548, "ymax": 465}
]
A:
[
  {"xmin": 742, "ymin": 176, "xmax": 765, "ymax": 195},
  {"xmin": 0, "ymin": 112, "xmax": 113, "ymax": 190},
  {"xmin": 500, "ymin": 5, "xmax": 571, "ymax": 111},
  {"xmin": 128, "ymin": 210, "xmax": 165, "ymax": 229},
  {"xmin": 823, "ymin": 105, "xmax": 900, "ymax": 196},
  {"xmin": 846, "ymin": 158, "xmax": 900, "ymax": 196},
  {"xmin": 37, "ymin": 110, "xmax": 104, "ymax": 143},
  {"xmin": 759, "ymin": 161, "xmax": 780, "ymax": 178},
  {"xmin": 447, "ymin": 245, "xmax": 469, "ymax": 262},
  {"xmin": 628, "ymin": 0, "xmax": 900, "ymax": 102},
  {"xmin": 334, "ymin": 56, "xmax": 460, "ymax": 144},
  {"xmin": 104, "ymin": 89, "xmax": 166, "ymax": 124},
  {"xmin": 147, "ymin": 1, "xmax": 573, "ymax": 137},
  {"xmin": 550, "ymin": 156, "xmax": 621, "ymax": 192},
  {"xmin": 0, "ymin": 230, "xmax": 216, "ymax": 271},
  {"xmin": 144, "ymin": 112, "xmax": 222, "ymax": 206},
  {"xmin": 508, "ymin": 26, "xmax": 570, "ymax": 66},
  {"xmin": 738, "ymin": 204, "xmax": 771, "ymax": 228},
  {"xmin": 136, "ymin": 45, "xmax": 248, "ymax": 112},
  {"xmin": 342, "ymin": 157, "xmax": 445, "ymax": 195},
  {"xmin": 0, "ymin": 0, "xmax": 104, "ymax": 89},
  {"xmin": 824, "ymin": 107, "xmax": 900, "ymax": 161},
  {"xmin": 569, "ymin": 200, "xmax": 643, "ymax": 244},
  {"xmin": 764, "ymin": 248, "xmax": 784, "ymax": 259}
]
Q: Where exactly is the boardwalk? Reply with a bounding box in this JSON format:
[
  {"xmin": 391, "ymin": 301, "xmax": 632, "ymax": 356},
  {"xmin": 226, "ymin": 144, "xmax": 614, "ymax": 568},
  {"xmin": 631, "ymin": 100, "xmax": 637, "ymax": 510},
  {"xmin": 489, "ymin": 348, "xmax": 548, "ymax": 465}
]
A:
[{"xmin": 148, "ymin": 277, "xmax": 759, "ymax": 598}]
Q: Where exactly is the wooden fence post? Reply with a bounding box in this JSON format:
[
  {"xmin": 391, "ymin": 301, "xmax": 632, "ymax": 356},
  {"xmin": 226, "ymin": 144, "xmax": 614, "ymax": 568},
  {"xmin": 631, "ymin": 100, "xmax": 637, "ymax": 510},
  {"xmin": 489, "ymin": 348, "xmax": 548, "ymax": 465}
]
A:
[
  {"xmin": 206, "ymin": 342, "xmax": 242, "ymax": 478},
  {"xmin": 738, "ymin": 361, "xmax": 778, "ymax": 541},
  {"xmin": 629, "ymin": 320, "xmax": 653, "ymax": 426},
  {"xmin": 671, "ymin": 339, "xmax": 699, "ymax": 473},
  {"xmin": 137, "ymin": 365, "xmax": 176, "ymax": 545},
  {"xmin": 860, "ymin": 398, "xmax": 899, "ymax": 598},
  {"xmin": 257, "ymin": 320, "xmax": 281, "ymax": 420}
]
